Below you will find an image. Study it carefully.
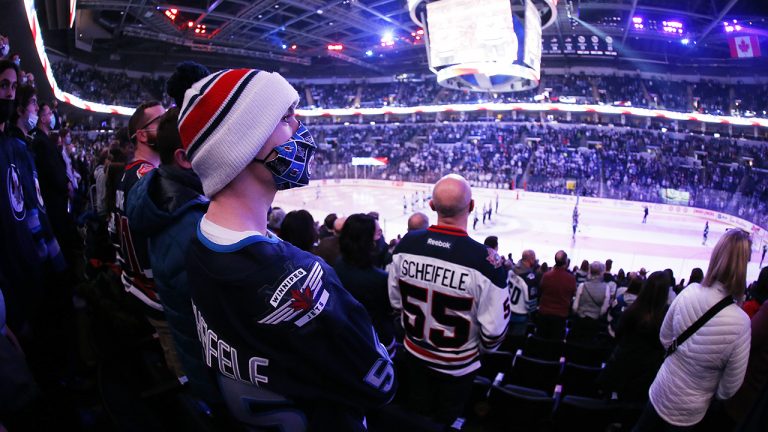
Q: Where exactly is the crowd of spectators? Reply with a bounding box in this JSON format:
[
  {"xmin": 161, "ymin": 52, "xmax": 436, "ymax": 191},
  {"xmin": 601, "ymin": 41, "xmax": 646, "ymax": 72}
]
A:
[
  {"xmin": 3, "ymin": 40, "xmax": 768, "ymax": 431},
  {"xmin": 48, "ymin": 58, "xmax": 768, "ymax": 118},
  {"xmin": 51, "ymin": 60, "xmax": 167, "ymax": 107}
]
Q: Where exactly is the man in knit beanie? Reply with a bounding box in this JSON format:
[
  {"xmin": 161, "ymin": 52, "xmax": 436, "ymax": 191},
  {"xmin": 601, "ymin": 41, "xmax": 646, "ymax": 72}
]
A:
[{"xmin": 180, "ymin": 69, "xmax": 396, "ymax": 431}]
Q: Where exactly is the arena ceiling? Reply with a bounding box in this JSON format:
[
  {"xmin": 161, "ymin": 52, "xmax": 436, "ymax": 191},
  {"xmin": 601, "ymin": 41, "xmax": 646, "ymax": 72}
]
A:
[{"xmin": 40, "ymin": 0, "xmax": 768, "ymax": 76}]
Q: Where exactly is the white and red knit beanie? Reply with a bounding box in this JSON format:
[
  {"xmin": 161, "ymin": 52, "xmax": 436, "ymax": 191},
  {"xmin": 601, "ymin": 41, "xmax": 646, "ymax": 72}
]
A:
[{"xmin": 177, "ymin": 69, "xmax": 299, "ymax": 197}]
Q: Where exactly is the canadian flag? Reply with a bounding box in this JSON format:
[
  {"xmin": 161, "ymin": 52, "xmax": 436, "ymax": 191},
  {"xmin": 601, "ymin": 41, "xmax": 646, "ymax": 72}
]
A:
[{"xmin": 729, "ymin": 36, "xmax": 761, "ymax": 58}]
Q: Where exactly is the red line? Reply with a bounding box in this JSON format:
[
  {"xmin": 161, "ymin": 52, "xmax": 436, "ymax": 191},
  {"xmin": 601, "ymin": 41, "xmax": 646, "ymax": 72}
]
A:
[{"xmin": 405, "ymin": 338, "xmax": 477, "ymax": 362}]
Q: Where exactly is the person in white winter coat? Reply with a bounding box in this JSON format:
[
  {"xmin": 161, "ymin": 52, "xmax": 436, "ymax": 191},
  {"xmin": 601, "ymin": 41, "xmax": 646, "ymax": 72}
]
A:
[{"xmin": 633, "ymin": 228, "xmax": 752, "ymax": 431}]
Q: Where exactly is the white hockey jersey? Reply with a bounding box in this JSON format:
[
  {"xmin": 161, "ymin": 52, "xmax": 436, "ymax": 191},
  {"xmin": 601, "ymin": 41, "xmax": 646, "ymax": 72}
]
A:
[{"xmin": 389, "ymin": 225, "xmax": 511, "ymax": 376}]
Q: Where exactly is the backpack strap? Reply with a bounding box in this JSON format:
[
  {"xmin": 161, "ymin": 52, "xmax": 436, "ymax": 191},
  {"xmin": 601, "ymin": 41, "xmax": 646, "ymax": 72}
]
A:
[{"xmin": 664, "ymin": 295, "xmax": 734, "ymax": 359}]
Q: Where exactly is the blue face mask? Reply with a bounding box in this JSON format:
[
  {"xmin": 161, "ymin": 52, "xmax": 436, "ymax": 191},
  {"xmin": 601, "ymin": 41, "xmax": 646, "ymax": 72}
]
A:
[{"xmin": 254, "ymin": 122, "xmax": 316, "ymax": 191}]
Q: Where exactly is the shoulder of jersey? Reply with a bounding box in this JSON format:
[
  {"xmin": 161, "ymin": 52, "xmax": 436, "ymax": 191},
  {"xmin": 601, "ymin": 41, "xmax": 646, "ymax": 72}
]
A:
[{"xmin": 136, "ymin": 163, "xmax": 154, "ymax": 178}]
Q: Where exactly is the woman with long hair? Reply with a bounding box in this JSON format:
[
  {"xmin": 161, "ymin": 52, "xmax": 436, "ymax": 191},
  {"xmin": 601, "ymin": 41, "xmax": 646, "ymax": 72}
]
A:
[
  {"xmin": 333, "ymin": 213, "xmax": 396, "ymax": 354},
  {"xmin": 600, "ymin": 271, "xmax": 671, "ymax": 401},
  {"xmin": 633, "ymin": 229, "xmax": 752, "ymax": 431}
]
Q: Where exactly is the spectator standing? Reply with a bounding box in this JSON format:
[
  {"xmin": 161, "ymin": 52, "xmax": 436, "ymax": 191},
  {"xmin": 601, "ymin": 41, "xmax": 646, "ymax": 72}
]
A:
[
  {"xmin": 109, "ymin": 100, "xmax": 184, "ymax": 378},
  {"xmin": 742, "ymin": 267, "xmax": 768, "ymax": 319},
  {"xmin": 407, "ymin": 211, "xmax": 429, "ymax": 232},
  {"xmin": 513, "ymin": 249, "xmax": 540, "ymax": 309},
  {"xmin": 389, "ymin": 174, "xmax": 510, "ymax": 425},
  {"xmin": 599, "ymin": 271, "xmax": 670, "ymax": 402},
  {"xmin": 334, "ymin": 213, "xmax": 396, "ymax": 355},
  {"xmin": 181, "ymin": 69, "xmax": 395, "ymax": 430},
  {"xmin": 634, "ymin": 229, "xmax": 751, "ymax": 430},
  {"xmin": 572, "ymin": 261, "xmax": 610, "ymax": 341},
  {"xmin": 537, "ymin": 250, "xmax": 577, "ymax": 339},
  {"xmin": 313, "ymin": 215, "xmax": 346, "ymax": 265},
  {"xmin": 280, "ymin": 209, "xmax": 318, "ymax": 252},
  {"xmin": 125, "ymin": 108, "xmax": 222, "ymax": 408}
]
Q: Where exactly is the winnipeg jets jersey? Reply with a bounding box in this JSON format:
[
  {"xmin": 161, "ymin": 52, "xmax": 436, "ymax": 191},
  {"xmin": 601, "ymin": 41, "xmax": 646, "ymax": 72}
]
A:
[
  {"xmin": 389, "ymin": 225, "xmax": 511, "ymax": 376},
  {"xmin": 188, "ymin": 226, "xmax": 396, "ymax": 430}
]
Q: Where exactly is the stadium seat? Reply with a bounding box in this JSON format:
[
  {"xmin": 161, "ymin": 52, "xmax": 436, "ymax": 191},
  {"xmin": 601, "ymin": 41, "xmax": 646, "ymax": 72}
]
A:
[
  {"xmin": 506, "ymin": 354, "xmax": 562, "ymax": 395},
  {"xmin": 563, "ymin": 340, "xmax": 612, "ymax": 367},
  {"xmin": 477, "ymin": 351, "xmax": 514, "ymax": 380},
  {"xmin": 523, "ymin": 335, "xmax": 564, "ymax": 361},
  {"xmin": 485, "ymin": 384, "xmax": 555, "ymax": 432},
  {"xmin": 464, "ymin": 376, "xmax": 493, "ymax": 422},
  {"xmin": 559, "ymin": 362, "xmax": 604, "ymax": 398},
  {"xmin": 566, "ymin": 317, "xmax": 604, "ymax": 343},
  {"xmin": 552, "ymin": 395, "xmax": 626, "ymax": 432},
  {"xmin": 499, "ymin": 333, "xmax": 527, "ymax": 353},
  {"xmin": 367, "ymin": 403, "xmax": 446, "ymax": 432}
]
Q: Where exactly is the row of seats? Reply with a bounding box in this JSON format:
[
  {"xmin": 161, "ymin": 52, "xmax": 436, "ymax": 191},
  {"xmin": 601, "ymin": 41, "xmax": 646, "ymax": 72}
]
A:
[
  {"xmin": 478, "ymin": 351, "xmax": 605, "ymax": 398},
  {"xmin": 500, "ymin": 334, "xmax": 614, "ymax": 366},
  {"xmin": 478, "ymin": 383, "xmax": 643, "ymax": 432}
]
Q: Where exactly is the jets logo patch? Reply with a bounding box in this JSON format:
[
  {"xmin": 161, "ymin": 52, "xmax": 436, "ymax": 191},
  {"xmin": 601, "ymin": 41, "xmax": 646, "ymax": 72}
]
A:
[
  {"xmin": 258, "ymin": 261, "xmax": 330, "ymax": 327},
  {"xmin": 7, "ymin": 164, "xmax": 25, "ymax": 221}
]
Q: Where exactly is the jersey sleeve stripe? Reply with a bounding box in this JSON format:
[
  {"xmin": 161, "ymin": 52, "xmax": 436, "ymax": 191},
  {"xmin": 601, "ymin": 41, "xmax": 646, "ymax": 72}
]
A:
[{"xmin": 405, "ymin": 338, "xmax": 478, "ymax": 362}]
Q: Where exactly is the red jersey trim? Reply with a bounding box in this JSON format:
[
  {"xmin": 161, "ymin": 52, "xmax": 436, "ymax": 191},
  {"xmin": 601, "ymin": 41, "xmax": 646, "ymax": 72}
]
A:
[
  {"xmin": 404, "ymin": 338, "xmax": 477, "ymax": 362},
  {"xmin": 427, "ymin": 225, "xmax": 468, "ymax": 237}
]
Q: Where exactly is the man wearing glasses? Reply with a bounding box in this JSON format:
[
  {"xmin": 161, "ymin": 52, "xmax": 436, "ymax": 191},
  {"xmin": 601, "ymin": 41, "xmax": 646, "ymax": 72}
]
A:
[{"xmin": 109, "ymin": 101, "xmax": 184, "ymax": 377}]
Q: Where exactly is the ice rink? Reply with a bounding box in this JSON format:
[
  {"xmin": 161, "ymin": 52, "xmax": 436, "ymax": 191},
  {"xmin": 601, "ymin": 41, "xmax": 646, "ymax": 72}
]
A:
[{"xmin": 274, "ymin": 180, "xmax": 767, "ymax": 284}]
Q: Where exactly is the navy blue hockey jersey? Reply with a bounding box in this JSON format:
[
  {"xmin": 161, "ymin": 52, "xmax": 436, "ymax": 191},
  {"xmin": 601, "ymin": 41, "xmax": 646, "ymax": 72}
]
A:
[
  {"xmin": 109, "ymin": 160, "xmax": 163, "ymax": 316},
  {"xmin": 187, "ymin": 225, "xmax": 396, "ymax": 430},
  {"xmin": 0, "ymin": 135, "xmax": 65, "ymax": 330},
  {"xmin": 388, "ymin": 225, "xmax": 510, "ymax": 376}
]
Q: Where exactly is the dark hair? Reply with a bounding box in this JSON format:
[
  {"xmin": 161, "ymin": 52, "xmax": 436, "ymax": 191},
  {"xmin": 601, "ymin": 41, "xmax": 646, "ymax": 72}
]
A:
[
  {"xmin": 620, "ymin": 271, "xmax": 671, "ymax": 333},
  {"xmin": 663, "ymin": 269, "xmax": 674, "ymax": 285},
  {"xmin": 166, "ymin": 61, "xmax": 210, "ymax": 108},
  {"xmin": 156, "ymin": 107, "xmax": 182, "ymax": 165},
  {"xmin": 749, "ymin": 267, "xmax": 768, "ymax": 304},
  {"xmin": 483, "ymin": 236, "xmax": 498, "ymax": 250},
  {"xmin": 339, "ymin": 213, "xmax": 376, "ymax": 268},
  {"xmin": 687, "ymin": 268, "xmax": 704, "ymax": 285},
  {"xmin": 128, "ymin": 100, "xmax": 162, "ymax": 142},
  {"xmin": 0, "ymin": 59, "xmax": 20, "ymax": 78},
  {"xmin": 626, "ymin": 277, "xmax": 643, "ymax": 295},
  {"xmin": 280, "ymin": 210, "xmax": 317, "ymax": 252},
  {"xmin": 323, "ymin": 213, "xmax": 338, "ymax": 230},
  {"xmin": 580, "ymin": 260, "xmax": 589, "ymax": 272},
  {"xmin": 12, "ymin": 83, "xmax": 36, "ymax": 123}
]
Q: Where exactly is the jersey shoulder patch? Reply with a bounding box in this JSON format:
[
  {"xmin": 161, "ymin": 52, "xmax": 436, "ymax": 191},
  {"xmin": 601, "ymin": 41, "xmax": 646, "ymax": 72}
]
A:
[
  {"xmin": 486, "ymin": 247, "xmax": 503, "ymax": 269},
  {"xmin": 136, "ymin": 163, "xmax": 154, "ymax": 178}
]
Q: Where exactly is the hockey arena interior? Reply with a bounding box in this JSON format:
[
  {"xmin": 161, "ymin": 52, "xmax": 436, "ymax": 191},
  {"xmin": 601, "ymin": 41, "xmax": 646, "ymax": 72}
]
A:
[{"xmin": 2, "ymin": 0, "xmax": 768, "ymax": 430}]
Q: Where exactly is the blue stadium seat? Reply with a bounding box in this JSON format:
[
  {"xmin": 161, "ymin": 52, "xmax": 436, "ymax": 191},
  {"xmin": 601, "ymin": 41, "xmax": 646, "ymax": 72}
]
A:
[
  {"xmin": 505, "ymin": 354, "xmax": 562, "ymax": 395},
  {"xmin": 559, "ymin": 362, "xmax": 604, "ymax": 399},
  {"xmin": 486, "ymin": 384, "xmax": 555, "ymax": 432},
  {"xmin": 552, "ymin": 395, "xmax": 626, "ymax": 432},
  {"xmin": 523, "ymin": 335, "xmax": 565, "ymax": 361},
  {"xmin": 477, "ymin": 351, "xmax": 514, "ymax": 380},
  {"xmin": 563, "ymin": 340, "xmax": 612, "ymax": 367}
]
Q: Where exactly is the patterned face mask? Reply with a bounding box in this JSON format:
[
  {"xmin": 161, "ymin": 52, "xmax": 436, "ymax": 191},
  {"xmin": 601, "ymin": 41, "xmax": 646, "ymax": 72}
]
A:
[{"xmin": 253, "ymin": 122, "xmax": 316, "ymax": 191}]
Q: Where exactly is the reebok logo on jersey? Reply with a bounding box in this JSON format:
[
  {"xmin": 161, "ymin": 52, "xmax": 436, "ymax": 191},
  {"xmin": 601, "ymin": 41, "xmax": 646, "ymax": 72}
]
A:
[{"xmin": 427, "ymin": 238, "xmax": 452, "ymax": 249}]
